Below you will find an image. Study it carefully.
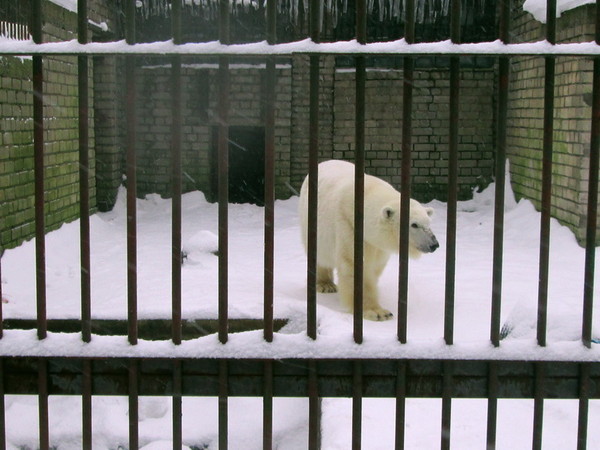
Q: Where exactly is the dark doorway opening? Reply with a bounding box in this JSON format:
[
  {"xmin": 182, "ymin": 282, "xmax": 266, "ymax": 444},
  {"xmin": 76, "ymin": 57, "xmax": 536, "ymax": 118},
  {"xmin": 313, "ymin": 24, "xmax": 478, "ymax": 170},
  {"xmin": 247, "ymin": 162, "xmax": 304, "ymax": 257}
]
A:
[{"xmin": 211, "ymin": 126, "xmax": 265, "ymax": 205}]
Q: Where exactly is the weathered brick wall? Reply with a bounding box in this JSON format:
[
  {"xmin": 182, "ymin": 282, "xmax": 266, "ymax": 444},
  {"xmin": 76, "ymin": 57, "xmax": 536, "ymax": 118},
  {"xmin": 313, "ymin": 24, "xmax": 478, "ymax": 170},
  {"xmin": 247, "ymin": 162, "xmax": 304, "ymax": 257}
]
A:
[
  {"xmin": 508, "ymin": 1, "xmax": 597, "ymax": 244},
  {"xmin": 0, "ymin": 1, "xmax": 98, "ymax": 249},
  {"xmin": 132, "ymin": 61, "xmax": 293, "ymax": 199},
  {"xmin": 289, "ymin": 55, "xmax": 336, "ymax": 192},
  {"xmin": 132, "ymin": 55, "xmax": 495, "ymax": 203},
  {"xmin": 0, "ymin": 56, "xmax": 35, "ymax": 246},
  {"xmin": 333, "ymin": 66, "xmax": 495, "ymax": 201}
]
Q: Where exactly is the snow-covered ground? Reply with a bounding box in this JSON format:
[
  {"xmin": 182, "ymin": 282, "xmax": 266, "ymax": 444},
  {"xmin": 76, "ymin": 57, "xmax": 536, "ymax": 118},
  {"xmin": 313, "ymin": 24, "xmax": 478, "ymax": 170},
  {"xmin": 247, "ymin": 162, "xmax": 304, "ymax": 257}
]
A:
[{"xmin": 1, "ymin": 177, "xmax": 600, "ymax": 448}]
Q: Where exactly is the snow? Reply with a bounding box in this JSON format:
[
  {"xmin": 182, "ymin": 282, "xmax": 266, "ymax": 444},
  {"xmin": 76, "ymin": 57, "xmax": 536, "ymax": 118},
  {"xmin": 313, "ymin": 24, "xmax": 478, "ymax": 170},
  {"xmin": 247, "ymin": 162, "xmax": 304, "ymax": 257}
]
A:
[
  {"xmin": 1, "ymin": 167, "xmax": 600, "ymax": 447},
  {"xmin": 2, "ymin": 36, "xmax": 600, "ymax": 57},
  {"xmin": 523, "ymin": 0, "xmax": 596, "ymax": 23}
]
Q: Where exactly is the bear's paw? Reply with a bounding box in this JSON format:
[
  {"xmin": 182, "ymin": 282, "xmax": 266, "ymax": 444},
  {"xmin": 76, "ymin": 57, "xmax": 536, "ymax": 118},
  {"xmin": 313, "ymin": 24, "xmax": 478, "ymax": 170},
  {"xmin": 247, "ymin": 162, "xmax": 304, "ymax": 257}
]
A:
[
  {"xmin": 317, "ymin": 281, "xmax": 337, "ymax": 293},
  {"xmin": 364, "ymin": 307, "xmax": 393, "ymax": 321}
]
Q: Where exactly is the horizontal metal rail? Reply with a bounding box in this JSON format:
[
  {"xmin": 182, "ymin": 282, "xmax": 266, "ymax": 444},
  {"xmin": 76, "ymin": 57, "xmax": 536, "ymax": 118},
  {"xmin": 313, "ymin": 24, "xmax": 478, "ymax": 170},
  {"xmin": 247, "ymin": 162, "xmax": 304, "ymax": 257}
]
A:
[{"xmin": 0, "ymin": 357, "xmax": 597, "ymax": 399}]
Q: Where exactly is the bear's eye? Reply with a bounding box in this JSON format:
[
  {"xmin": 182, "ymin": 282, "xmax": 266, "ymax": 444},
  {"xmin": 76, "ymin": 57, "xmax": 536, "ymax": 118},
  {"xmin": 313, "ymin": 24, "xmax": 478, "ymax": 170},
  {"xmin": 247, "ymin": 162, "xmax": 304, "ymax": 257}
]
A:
[{"xmin": 411, "ymin": 223, "xmax": 419, "ymax": 229}]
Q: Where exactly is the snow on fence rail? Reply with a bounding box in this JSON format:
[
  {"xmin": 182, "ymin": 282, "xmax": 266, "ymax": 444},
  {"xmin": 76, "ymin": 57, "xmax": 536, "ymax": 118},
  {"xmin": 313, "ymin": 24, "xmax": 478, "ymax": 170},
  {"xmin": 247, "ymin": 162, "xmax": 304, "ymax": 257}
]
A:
[{"xmin": 0, "ymin": 0, "xmax": 599, "ymax": 449}]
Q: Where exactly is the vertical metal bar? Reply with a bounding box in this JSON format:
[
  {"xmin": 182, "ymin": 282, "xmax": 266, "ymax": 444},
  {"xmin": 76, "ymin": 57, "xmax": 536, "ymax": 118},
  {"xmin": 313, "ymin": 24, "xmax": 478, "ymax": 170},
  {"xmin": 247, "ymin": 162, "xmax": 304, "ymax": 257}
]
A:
[
  {"xmin": 125, "ymin": 0, "xmax": 138, "ymax": 346},
  {"xmin": 38, "ymin": 359, "xmax": 49, "ymax": 450},
  {"xmin": 308, "ymin": 360, "xmax": 321, "ymax": 450},
  {"xmin": 0, "ymin": 252, "xmax": 3, "ymax": 338},
  {"xmin": 171, "ymin": 0, "xmax": 183, "ymax": 346},
  {"xmin": 173, "ymin": 360, "xmax": 183, "ymax": 450},
  {"xmin": 82, "ymin": 360, "xmax": 92, "ymax": 450},
  {"xmin": 582, "ymin": 3, "xmax": 600, "ymax": 348},
  {"xmin": 398, "ymin": 0, "xmax": 415, "ymax": 344},
  {"xmin": 445, "ymin": 0, "xmax": 461, "ymax": 346},
  {"xmin": 307, "ymin": 56, "xmax": 320, "ymax": 341},
  {"xmin": 577, "ymin": 363, "xmax": 590, "ymax": 450},
  {"xmin": 264, "ymin": 0, "xmax": 277, "ymax": 343},
  {"xmin": 218, "ymin": 0, "xmax": 230, "ymax": 345},
  {"xmin": 395, "ymin": 361, "xmax": 407, "ymax": 450},
  {"xmin": 537, "ymin": 0, "xmax": 557, "ymax": 348},
  {"xmin": 219, "ymin": 360, "xmax": 228, "ymax": 450},
  {"xmin": 354, "ymin": 0, "xmax": 366, "ymax": 341},
  {"xmin": 128, "ymin": 360, "xmax": 139, "ymax": 450},
  {"xmin": 0, "ymin": 359, "xmax": 5, "ymax": 450},
  {"xmin": 532, "ymin": 362, "xmax": 545, "ymax": 450},
  {"xmin": 486, "ymin": 361, "xmax": 498, "ymax": 450},
  {"xmin": 78, "ymin": 0, "xmax": 91, "ymax": 344},
  {"xmin": 263, "ymin": 3, "xmax": 277, "ymax": 444},
  {"xmin": 307, "ymin": 0, "xmax": 321, "ymax": 341},
  {"xmin": 490, "ymin": 0, "xmax": 511, "ymax": 347},
  {"xmin": 263, "ymin": 360, "xmax": 273, "ymax": 450},
  {"xmin": 352, "ymin": 361, "xmax": 363, "ymax": 450},
  {"xmin": 441, "ymin": 361, "xmax": 453, "ymax": 450},
  {"xmin": 32, "ymin": 0, "xmax": 47, "ymax": 341}
]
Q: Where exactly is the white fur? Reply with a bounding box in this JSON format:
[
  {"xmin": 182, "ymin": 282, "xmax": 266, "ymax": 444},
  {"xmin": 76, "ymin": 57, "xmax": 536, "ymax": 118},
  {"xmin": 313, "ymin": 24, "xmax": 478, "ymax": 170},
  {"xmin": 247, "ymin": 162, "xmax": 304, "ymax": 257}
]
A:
[{"xmin": 299, "ymin": 160, "xmax": 438, "ymax": 321}]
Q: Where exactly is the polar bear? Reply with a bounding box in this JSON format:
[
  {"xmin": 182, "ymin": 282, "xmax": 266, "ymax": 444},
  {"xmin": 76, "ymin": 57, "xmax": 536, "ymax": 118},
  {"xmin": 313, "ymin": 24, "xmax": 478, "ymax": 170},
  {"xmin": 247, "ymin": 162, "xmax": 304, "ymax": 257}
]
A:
[{"xmin": 299, "ymin": 160, "xmax": 439, "ymax": 321}]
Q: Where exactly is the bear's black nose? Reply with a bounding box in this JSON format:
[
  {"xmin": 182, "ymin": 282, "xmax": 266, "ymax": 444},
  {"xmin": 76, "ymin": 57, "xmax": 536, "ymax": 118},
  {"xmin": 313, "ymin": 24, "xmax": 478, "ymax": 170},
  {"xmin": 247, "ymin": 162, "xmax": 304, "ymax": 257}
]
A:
[{"xmin": 430, "ymin": 241, "xmax": 439, "ymax": 252}]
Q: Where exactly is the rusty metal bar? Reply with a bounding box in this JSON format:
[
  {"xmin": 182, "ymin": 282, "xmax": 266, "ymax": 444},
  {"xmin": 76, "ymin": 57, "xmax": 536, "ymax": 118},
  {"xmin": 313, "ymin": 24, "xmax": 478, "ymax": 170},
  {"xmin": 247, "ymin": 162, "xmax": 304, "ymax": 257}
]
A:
[
  {"xmin": 263, "ymin": 0, "xmax": 277, "ymax": 343},
  {"xmin": 308, "ymin": 360, "xmax": 321, "ymax": 449},
  {"xmin": 353, "ymin": 0, "xmax": 366, "ymax": 342},
  {"xmin": 0, "ymin": 360, "xmax": 4, "ymax": 450},
  {"xmin": 32, "ymin": 0, "xmax": 46, "ymax": 341},
  {"xmin": 125, "ymin": 0, "xmax": 138, "ymax": 346},
  {"xmin": 82, "ymin": 359, "xmax": 92, "ymax": 450},
  {"xmin": 263, "ymin": 360, "xmax": 273, "ymax": 450},
  {"xmin": 352, "ymin": 361, "xmax": 363, "ymax": 450},
  {"xmin": 577, "ymin": 363, "xmax": 591, "ymax": 450},
  {"xmin": 38, "ymin": 359, "xmax": 49, "ymax": 450},
  {"xmin": 128, "ymin": 360, "xmax": 139, "ymax": 450},
  {"xmin": 219, "ymin": 360, "xmax": 228, "ymax": 449},
  {"xmin": 490, "ymin": 0, "xmax": 511, "ymax": 348},
  {"xmin": 441, "ymin": 361, "xmax": 453, "ymax": 450},
  {"xmin": 307, "ymin": 55, "xmax": 319, "ymax": 341},
  {"xmin": 218, "ymin": 0, "xmax": 231, "ymax": 345},
  {"xmin": 263, "ymin": 1, "xmax": 277, "ymax": 443},
  {"xmin": 173, "ymin": 360, "xmax": 183, "ymax": 449},
  {"xmin": 307, "ymin": 0, "xmax": 321, "ymax": 343},
  {"xmin": 537, "ymin": 0, "xmax": 557, "ymax": 347},
  {"xmin": 582, "ymin": 3, "xmax": 600, "ymax": 348},
  {"xmin": 486, "ymin": 361, "xmax": 498, "ymax": 449},
  {"xmin": 77, "ymin": 0, "xmax": 91, "ymax": 344},
  {"xmin": 444, "ymin": 0, "xmax": 461, "ymax": 346},
  {"xmin": 532, "ymin": 362, "xmax": 546, "ymax": 450},
  {"xmin": 395, "ymin": 361, "xmax": 407, "ymax": 449},
  {"xmin": 398, "ymin": 0, "xmax": 415, "ymax": 344},
  {"xmin": 0, "ymin": 251, "xmax": 3, "ymax": 338},
  {"xmin": 171, "ymin": 0, "xmax": 183, "ymax": 345}
]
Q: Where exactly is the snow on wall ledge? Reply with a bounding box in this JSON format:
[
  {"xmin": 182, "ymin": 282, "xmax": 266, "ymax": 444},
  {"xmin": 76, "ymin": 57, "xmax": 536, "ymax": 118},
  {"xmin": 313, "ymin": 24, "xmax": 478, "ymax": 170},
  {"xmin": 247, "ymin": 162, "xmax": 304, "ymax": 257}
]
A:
[
  {"xmin": 523, "ymin": 0, "xmax": 596, "ymax": 23},
  {"xmin": 0, "ymin": 328, "xmax": 600, "ymax": 361}
]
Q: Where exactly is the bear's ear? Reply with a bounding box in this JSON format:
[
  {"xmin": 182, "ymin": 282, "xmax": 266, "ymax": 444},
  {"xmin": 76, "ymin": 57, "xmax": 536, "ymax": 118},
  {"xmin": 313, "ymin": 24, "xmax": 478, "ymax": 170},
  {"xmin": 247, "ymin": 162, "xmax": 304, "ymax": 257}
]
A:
[
  {"xmin": 382, "ymin": 207, "xmax": 395, "ymax": 220},
  {"xmin": 425, "ymin": 207, "xmax": 434, "ymax": 217}
]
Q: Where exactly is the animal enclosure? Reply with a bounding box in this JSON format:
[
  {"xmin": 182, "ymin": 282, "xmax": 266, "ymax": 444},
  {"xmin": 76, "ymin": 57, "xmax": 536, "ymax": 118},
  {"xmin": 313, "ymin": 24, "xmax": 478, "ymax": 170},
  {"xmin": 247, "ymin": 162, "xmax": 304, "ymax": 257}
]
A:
[{"xmin": 0, "ymin": 0, "xmax": 600, "ymax": 449}]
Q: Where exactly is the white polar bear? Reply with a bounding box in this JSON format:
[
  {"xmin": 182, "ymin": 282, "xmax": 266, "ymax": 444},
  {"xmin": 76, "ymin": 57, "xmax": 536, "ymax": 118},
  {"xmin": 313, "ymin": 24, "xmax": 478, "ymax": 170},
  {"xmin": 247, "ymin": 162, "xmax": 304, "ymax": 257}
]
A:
[{"xmin": 299, "ymin": 160, "xmax": 439, "ymax": 321}]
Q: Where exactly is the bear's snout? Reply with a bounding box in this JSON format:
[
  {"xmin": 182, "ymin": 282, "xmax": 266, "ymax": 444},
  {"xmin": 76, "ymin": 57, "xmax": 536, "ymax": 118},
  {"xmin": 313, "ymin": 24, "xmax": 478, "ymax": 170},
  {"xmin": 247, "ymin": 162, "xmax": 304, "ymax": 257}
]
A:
[{"xmin": 429, "ymin": 239, "xmax": 439, "ymax": 252}]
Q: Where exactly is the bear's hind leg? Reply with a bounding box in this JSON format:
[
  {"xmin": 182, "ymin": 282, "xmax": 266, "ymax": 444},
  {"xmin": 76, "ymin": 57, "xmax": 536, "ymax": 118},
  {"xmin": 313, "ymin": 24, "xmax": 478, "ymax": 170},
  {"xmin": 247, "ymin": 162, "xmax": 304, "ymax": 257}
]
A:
[{"xmin": 316, "ymin": 266, "xmax": 337, "ymax": 293}]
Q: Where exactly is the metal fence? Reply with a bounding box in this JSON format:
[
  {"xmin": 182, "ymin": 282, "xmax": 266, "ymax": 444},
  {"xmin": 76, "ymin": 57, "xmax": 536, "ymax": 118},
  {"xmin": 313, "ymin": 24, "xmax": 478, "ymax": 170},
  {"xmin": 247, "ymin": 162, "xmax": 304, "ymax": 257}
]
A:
[{"xmin": 0, "ymin": 0, "xmax": 600, "ymax": 449}]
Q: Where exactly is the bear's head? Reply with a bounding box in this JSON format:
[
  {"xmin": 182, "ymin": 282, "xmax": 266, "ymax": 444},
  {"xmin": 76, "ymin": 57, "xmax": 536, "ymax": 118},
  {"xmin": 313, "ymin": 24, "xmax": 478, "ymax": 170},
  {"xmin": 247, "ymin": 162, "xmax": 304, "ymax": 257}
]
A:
[{"xmin": 381, "ymin": 199, "xmax": 439, "ymax": 258}]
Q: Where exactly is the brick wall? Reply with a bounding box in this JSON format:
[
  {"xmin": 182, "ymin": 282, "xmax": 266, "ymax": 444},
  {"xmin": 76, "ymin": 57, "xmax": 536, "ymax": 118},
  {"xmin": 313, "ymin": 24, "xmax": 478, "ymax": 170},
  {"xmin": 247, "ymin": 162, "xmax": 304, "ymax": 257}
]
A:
[
  {"xmin": 128, "ymin": 55, "xmax": 495, "ymax": 204},
  {"xmin": 130, "ymin": 60, "xmax": 293, "ymax": 200},
  {"xmin": 333, "ymin": 66, "xmax": 495, "ymax": 201},
  {"xmin": 508, "ymin": 1, "xmax": 597, "ymax": 244},
  {"xmin": 0, "ymin": 1, "xmax": 98, "ymax": 249}
]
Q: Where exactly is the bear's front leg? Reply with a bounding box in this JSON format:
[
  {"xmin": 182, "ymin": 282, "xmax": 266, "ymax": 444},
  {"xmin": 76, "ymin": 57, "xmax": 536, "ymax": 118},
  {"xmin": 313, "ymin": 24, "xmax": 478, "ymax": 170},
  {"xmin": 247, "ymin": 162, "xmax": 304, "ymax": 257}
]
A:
[
  {"xmin": 316, "ymin": 266, "xmax": 337, "ymax": 293},
  {"xmin": 337, "ymin": 263, "xmax": 393, "ymax": 322}
]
